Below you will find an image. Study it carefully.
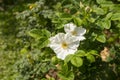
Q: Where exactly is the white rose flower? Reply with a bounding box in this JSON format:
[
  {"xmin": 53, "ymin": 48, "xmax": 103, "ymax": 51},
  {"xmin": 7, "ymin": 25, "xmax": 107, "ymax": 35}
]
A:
[
  {"xmin": 64, "ymin": 23, "xmax": 86, "ymax": 41},
  {"xmin": 49, "ymin": 33, "xmax": 80, "ymax": 60}
]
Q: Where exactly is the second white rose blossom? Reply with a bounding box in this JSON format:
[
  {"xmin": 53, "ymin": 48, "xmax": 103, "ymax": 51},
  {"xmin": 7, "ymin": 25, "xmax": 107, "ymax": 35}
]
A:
[
  {"xmin": 64, "ymin": 23, "xmax": 86, "ymax": 41},
  {"xmin": 49, "ymin": 33, "xmax": 80, "ymax": 60}
]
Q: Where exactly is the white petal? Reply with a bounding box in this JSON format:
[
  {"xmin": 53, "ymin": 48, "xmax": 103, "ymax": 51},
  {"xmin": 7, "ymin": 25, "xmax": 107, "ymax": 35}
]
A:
[
  {"xmin": 75, "ymin": 27, "xmax": 86, "ymax": 36},
  {"xmin": 66, "ymin": 48, "xmax": 77, "ymax": 55},
  {"xmin": 56, "ymin": 48, "xmax": 77, "ymax": 60},
  {"xmin": 50, "ymin": 33, "xmax": 65, "ymax": 44},
  {"xmin": 68, "ymin": 41, "xmax": 80, "ymax": 49},
  {"xmin": 64, "ymin": 23, "xmax": 76, "ymax": 33},
  {"xmin": 77, "ymin": 36, "xmax": 86, "ymax": 41},
  {"xmin": 49, "ymin": 43, "xmax": 60, "ymax": 51},
  {"xmin": 49, "ymin": 36, "xmax": 56, "ymax": 43},
  {"xmin": 49, "ymin": 43, "xmax": 65, "ymax": 56},
  {"xmin": 56, "ymin": 51, "xmax": 66, "ymax": 60},
  {"xmin": 55, "ymin": 33, "xmax": 64, "ymax": 43},
  {"xmin": 64, "ymin": 33, "xmax": 79, "ymax": 44}
]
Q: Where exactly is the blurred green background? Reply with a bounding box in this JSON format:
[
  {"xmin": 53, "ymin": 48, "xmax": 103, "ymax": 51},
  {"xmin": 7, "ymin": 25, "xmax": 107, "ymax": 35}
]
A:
[{"xmin": 0, "ymin": 0, "xmax": 38, "ymax": 79}]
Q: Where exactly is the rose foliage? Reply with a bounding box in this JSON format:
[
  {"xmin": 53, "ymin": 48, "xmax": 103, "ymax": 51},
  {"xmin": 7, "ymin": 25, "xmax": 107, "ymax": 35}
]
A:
[{"xmin": 0, "ymin": 0, "xmax": 120, "ymax": 80}]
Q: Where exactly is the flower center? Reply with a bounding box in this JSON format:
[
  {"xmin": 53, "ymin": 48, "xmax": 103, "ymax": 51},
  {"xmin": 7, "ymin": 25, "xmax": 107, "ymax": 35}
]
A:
[
  {"xmin": 71, "ymin": 31, "xmax": 77, "ymax": 35},
  {"xmin": 61, "ymin": 42, "xmax": 68, "ymax": 49}
]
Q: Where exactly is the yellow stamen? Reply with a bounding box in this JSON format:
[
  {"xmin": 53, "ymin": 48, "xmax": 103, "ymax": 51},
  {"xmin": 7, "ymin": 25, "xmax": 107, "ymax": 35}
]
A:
[
  {"xmin": 71, "ymin": 31, "xmax": 77, "ymax": 35},
  {"xmin": 61, "ymin": 42, "xmax": 68, "ymax": 49}
]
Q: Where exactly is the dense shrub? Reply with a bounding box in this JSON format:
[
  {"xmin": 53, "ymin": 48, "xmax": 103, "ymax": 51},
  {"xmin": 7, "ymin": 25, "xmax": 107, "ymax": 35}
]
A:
[{"xmin": 0, "ymin": 0, "xmax": 120, "ymax": 80}]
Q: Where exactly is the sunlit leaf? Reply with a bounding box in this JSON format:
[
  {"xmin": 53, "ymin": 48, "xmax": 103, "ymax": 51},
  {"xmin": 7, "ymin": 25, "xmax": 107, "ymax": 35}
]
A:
[
  {"xmin": 71, "ymin": 57, "xmax": 83, "ymax": 67},
  {"xmin": 28, "ymin": 29, "xmax": 51, "ymax": 39},
  {"xmin": 58, "ymin": 71, "xmax": 74, "ymax": 80},
  {"xmin": 88, "ymin": 50, "xmax": 99, "ymax": 56},
  {"xmin": 75, "ymin": 50, "xmax": 86, "ymax": 57},
  {"xmin": 97, "ymin": 35, "xmax": 106, "ymax": 43},
  {"xmin": 73, "ymin": 17, "xmax": 83, "ymax": 26},
  {"xmin": 64, "ymin": 54, "xmax": 74, "ymax": 63},
  {"xmin": 96, "ymin": 0, "xmax": 106, "ymax": 4},
  {"xmin": 93, "ymin": 7, "xmax": 106, "ymax": 15},
  {"xmin": 111, "ymin": 13, "xmax": 120, "ymax": 20},
  {"xmin": 96, "ymin": 20, "xmax": 111, "ymax": 29},
  {"xmin": 38, "ymin": 38, "xmax": 49, "ymax": 49},
  {"xmin": 86, "ymin": 54, "xmax": 95, "ymax": 63},
  {"xmin": 105, "ymin": 12, "xmax": 113, "ymax": 20}
]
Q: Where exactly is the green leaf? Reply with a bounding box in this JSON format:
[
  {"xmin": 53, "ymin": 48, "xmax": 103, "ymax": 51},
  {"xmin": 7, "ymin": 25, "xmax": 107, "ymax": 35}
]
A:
[
  {"xmin": 97, "ymin": 35, "xmax": 106, "ymax": 43},
  {"xmin": 88, "ymin": 17, "xmax": 96, "ymax": 23},
  {"xmin": 64, "ymin": 54, "xmax": 74, "ymax": 63},
  {"xmin": 96, "ymin": 0, "xmax": 114, "ymax": 8},
  {"xmin": 71, "ymin": 57, "xmax": 83, "ymax": 67},
  {"xmin": 51, "ymin": 56, "xmax": 58, "ymax": 64},
  {"xmin": 96, "ymin": 0, "xmax": 112, "ymax": 4},
  {"xmin": 73, "ymin": 17, "xmax": 83, "ymax": 26},
  {"xmin": 111, "ymin": 13, "xmax": 120, "ymax": 20},
  {"xmin": 75, "ymin": 50, "xmax": 86, "ymax": 57},
  {"xmin": 28, "ymin": 29, "xmax": 51, "ymax": 39},
  {"xmin": 57, "ymin": 73, "xmax": 68, "ymax": 80},
  {"xmin": 20, "ymin": 48, "xmax": 28, "ymax": 54},
  {"xmin": 28, "ymin": 29, "xmax": 42, "ymax": 39},
  {"xmin": 66, "ymin": 71, "xmax": 74, "ymax": 80},
  {"xmin": 60, "ymin": 13, "xmax": 72, "ymax": 20},
  {"xmin": 93, "ymin": 7, "xmax": 106, "ymax": 15},
  {"xmin": 91, "ymin": 32, "xmax": 98, "ymax": 41},
  {"xmin": 103, "ymin": 20, "xmax": 111, "ymax": 29},
  {"xmin": 100, "ymin": 3, "xmax": 114, "ymax": 8},
  {"xmin": 96, "ymin": 20, "xmax": 111, "ymax": 29},
  {"xmin": 105, "ymin": 12, "xmax": 113, "ymax": 20},
  {"xmin": 58, "ymin": 71, "xmax": 74, "ymax": 80},
  {"xmin": 61, "ymin": 63, "xmax": 68, "ymax": 73},
  {"xmin": 86, "ymin": 54, "xmax": 95, "ymax": 63},
  {"xmin": 56, "ymin": 24, "xmax": 64, "ymax": 29},
  {"xmin": 48, "ymin": 78, "xmax": 55, "ymax": 80},
  {"xmin": 88, "ymin": 50, "xmax": 99, "ymax": 56},
  {"xmin": 107, "ymin": 37, "xmax": 115, "ymax": 43},
  {"xmin": 38, "ymin": 38, "xmax": 49, "ymax": 49},
  {"xmin": 53, "ymin": 2, "xmax": 62, "ymax": 10},
  {"xmin": 42, "ymin": 29, "xmax": 51, "ymax": 38},
  {"xmin": 96, "ymin": 0, "xmax": 106, "ymax": 4}
]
